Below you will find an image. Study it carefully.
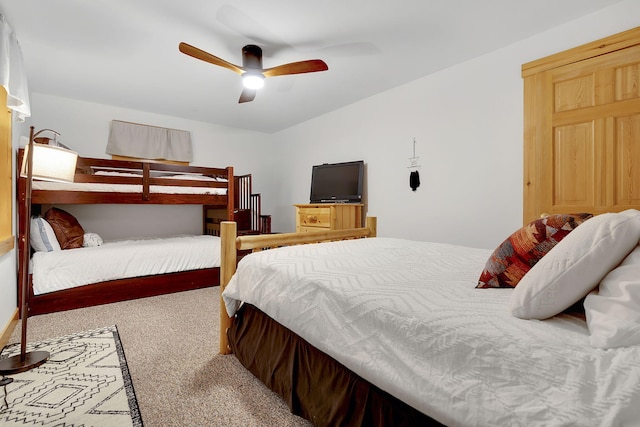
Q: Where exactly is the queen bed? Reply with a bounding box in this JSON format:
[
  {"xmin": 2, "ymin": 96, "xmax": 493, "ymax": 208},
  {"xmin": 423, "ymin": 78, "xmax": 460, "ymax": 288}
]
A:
[
  {"xmin": 217, "ymin": 27, "xmax": 640, "ymax": 427},
  {"xmin": 218, "ymin": 214, "xmax": 640, "ymax": 426},
  {"xmin": 17, "ymin": 148, "xmax": 234, "ymax": 315}
]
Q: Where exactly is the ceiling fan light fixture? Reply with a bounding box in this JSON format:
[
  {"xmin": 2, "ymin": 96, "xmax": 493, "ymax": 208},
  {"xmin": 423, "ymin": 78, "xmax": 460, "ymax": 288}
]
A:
[
  {"xmin": 242, "ymin": 72, "xmax": 264, "ymax": 90},
  {"xmin": 179, "ymin": 41, "xmax": 328, "ymax": 103}
]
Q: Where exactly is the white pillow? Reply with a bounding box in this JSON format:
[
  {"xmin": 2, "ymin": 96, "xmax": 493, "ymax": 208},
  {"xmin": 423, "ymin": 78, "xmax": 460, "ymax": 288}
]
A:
[
  {"xmin": 30, "ymin": 217, "xmax": 61, "ymax": 252},
  {"xmin": 82, "ymin": 232, "xmax": 103, "ymax": 247},
  {"xmin": 584, "ymin": 244, "xmax": 640, "ymax": 348},
  {"xmin": 511, "ymin": 209, "xmax": 640, "ymax": 320}
]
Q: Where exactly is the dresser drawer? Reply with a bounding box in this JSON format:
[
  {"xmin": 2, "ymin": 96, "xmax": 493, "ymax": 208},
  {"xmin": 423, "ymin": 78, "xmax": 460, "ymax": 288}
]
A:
[
  {"xmin": 297, "ymin": 207, "xmax": 331, "ymax": 228},
  {"xmin": 298, "ymin": 225, "xmax": 326, "ymax": 233},
  {"xmin": 294, "ymin": 203, "xmax": 363, "ymax": 232}
]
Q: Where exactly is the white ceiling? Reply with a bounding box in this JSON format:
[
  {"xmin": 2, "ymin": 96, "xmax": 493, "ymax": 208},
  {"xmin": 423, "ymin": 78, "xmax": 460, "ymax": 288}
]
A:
[{"xmin": 0, "ymin": 0, "xmax": 622, "ymax": 133}]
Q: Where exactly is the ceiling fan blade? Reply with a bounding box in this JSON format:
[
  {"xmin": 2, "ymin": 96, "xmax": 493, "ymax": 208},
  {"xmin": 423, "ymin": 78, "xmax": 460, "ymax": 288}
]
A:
[
  {"xmin": 179, "ymin": 42, "xmax": 244, "ymax": 75},
  {"xmin": 239, "ymin": 88, "xmax": 257, "ymax": 103},
  {"xmin": 262, "ymin": 59, "xmax": 328, "ymax": 77}
]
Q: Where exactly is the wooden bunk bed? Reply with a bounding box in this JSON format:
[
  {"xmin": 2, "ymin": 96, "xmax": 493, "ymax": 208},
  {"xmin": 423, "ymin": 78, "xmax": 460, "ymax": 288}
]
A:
[{"xmin": 16, "ymin": 148, "xmax": 234, "ymax": 315}]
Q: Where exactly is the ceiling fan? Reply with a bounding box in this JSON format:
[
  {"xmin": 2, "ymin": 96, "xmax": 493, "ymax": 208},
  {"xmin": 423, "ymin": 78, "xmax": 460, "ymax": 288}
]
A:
[{"xmin": 179, "ymin": 42, "xmax": 329, "ymax": 103}]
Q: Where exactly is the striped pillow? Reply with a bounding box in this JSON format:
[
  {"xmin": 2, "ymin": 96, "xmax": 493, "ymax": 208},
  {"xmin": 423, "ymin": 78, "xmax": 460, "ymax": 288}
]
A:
[{"xmin": 30, "ymin": 216, "xmax": 61, "ymax": 252}]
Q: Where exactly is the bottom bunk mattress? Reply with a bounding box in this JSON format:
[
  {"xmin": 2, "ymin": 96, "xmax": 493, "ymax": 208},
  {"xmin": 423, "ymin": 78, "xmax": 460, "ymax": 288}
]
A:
[
  {"xmin": 31, "ymin": 234, "xmax": 221, "ymax": 295},
  {"xmin": 222, "ymin": 237, "xmax": 640, "ymax": 426}
]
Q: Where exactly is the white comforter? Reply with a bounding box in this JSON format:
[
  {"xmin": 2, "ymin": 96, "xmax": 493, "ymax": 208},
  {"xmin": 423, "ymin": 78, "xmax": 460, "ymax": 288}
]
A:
[
  {"xmin": 32, "ymin": 180, "xmax": 227, "ymax": 195},
  {"xmin": 32, "ymin": 235, "xmax": 220, "ymax": 295},
  {"xmin": 222, "ymin": 237, "xmax": 640, "ymax": 427}
]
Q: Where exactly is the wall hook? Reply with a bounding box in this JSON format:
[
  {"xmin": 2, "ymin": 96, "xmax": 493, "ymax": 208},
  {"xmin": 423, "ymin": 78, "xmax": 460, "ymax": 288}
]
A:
[{"xmin": 408, "ymin": 138, "xmax": 421, "ymax": 170}]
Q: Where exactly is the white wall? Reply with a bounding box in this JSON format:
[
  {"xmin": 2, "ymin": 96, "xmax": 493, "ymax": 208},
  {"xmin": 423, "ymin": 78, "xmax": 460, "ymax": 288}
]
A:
[
  {"xmin": 270, "ymin": 0, "xmax": 640, "ymax": 249},
  {"xmin": 0, "ymin": 253, "xmax": 15, "ymax": 326}
]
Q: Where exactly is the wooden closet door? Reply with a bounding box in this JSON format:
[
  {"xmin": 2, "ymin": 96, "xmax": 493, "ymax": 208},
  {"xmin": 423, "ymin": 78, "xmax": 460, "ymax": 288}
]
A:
[{"xmin": 523, "ymin": 30, "xmax": 640, "ymax": 224}]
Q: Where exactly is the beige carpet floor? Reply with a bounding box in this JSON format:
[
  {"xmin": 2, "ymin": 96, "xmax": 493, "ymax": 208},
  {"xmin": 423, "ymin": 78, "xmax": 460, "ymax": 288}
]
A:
[{"xmin": 8, "ymin": 287, "xmax": 313, "ymax": 427}]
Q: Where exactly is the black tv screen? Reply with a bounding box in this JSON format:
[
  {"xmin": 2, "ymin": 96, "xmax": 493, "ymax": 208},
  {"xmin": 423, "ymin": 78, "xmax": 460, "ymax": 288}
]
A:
[{"xmin": 310, "ymin": 160, "xmax": 364, "ymax": 203}]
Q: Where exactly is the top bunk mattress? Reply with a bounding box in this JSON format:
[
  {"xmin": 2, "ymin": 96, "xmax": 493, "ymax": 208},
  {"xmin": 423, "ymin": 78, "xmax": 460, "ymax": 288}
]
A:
[
  {"xmin": 222, "ymin": 237, "xmax": 640, "ymax": 427},
  {"xmin": 32, "ymin": 171, "xmax": 228, "ymax": 195},
  {"xmin": 32, "ymin": 181, "xmax": 227, "ymax": 195}
]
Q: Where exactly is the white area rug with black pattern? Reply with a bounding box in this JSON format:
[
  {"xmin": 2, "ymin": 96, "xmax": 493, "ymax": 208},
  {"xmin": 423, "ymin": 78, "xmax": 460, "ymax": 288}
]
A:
[{"xmin": 0, "ymin": 325, "xmax": 143, "ymax": 426}]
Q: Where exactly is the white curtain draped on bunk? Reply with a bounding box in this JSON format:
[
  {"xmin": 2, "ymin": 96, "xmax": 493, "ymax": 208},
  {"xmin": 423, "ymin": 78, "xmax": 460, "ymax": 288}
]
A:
[
  {"xmin": 106, "ymin": 120, "xmax": 193, "ymax": 162},
  {"xmin": 0, "ymin": 14, "xmax": 31, "ymax": 121}
]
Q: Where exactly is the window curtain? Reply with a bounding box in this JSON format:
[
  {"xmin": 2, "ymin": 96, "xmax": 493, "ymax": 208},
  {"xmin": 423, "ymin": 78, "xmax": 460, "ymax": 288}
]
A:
[
  {"xmin": 106, "ymin": 120, "xmax": 193, "ymax": 162},
  {"xmin": 0, "ymin": 14, "xmax": 30, "ymax": 121}
]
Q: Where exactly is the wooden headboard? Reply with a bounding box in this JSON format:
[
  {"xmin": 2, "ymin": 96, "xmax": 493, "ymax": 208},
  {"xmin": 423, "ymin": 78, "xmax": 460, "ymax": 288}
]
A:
[{"xmin": 522, "ymin": 26, "xmax": 640, "ymax": 224}]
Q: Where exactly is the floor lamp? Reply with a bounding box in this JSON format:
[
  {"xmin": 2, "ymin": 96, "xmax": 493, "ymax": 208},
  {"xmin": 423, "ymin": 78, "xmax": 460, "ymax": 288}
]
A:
[{"xmin": 0, "ymin": 127, "xmax": 78, "ymax": 375}]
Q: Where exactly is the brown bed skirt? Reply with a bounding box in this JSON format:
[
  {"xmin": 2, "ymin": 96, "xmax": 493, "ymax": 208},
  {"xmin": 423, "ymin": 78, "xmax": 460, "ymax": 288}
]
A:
[{"xmin": 228, "ymin": 304, "xmax": 444, "ymax": 427}]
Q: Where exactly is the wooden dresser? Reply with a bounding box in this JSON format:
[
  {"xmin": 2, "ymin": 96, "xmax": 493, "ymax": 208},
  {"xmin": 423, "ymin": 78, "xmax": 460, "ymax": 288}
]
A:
[{"xmin": 295, "ymin": 203, "xmax": 363, "ymax": 233}]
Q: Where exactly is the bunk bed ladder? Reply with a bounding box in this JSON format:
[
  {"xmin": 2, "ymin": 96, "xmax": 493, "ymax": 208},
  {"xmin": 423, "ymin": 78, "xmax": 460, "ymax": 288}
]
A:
[
  {"xmin": 204, "ymin": 174, "xmax": 270, "ymax": 236},
  {"xmin": 234, "ymin": 174, "xmax": 271, "ymax": 235}
]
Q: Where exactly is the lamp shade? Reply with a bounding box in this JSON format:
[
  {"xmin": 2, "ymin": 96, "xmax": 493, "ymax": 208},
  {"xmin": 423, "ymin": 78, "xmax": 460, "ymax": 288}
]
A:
[{"xmin": 21, "ymin": 143, "xmax": 78, "ymax": 183}]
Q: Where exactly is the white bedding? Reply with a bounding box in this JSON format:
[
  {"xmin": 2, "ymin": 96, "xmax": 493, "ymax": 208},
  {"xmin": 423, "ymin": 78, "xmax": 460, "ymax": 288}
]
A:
[
  {"xmin": 222, "ymin": 237, "xmax": 640, "ymax": 426},
  {"xmin": 32, "ymin": 180, "xmax": 227, "ymax": 195},
  {"xmin": 32, "ymin": 234, "xmax": 220, "ymax": 295}
]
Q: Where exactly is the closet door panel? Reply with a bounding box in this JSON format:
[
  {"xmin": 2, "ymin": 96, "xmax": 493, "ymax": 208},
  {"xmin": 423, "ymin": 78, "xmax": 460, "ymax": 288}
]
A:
[
  {"xmin": 615, "ymin": 62, "xmax": 640, "ymax": 101},
  {"xmin": 552, "ymin": 122, "xmax": 595, "ymax": 209},
  {"xmin": 614, "ymin": 113, "xmax": 640, "ymax": 207},
  {"xmin": 554, "ymin": 74, "xmax": 594, "ymax": 112}
]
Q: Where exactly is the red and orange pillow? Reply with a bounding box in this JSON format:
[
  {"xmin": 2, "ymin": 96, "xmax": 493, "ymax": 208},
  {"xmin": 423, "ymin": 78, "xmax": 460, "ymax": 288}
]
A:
[{"xmin": 476, "ymin": 213, "xmax": 593, "ymax": 289}]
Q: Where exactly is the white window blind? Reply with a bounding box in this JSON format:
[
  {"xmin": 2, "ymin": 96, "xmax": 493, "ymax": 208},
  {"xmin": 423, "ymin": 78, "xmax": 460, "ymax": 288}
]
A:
[{"xmin": 106, "ymin": 120, "xmax": 193, "ymax": 162}]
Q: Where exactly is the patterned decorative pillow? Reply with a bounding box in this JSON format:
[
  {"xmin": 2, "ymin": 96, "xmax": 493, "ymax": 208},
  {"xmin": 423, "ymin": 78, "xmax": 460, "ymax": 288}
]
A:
[
  {"xmin": 44, "ymin": 207, "xmax": 85, "ymax": 250},
  {"xmin": 476, "ymin": 213, "xmax": 593, "ymax": 288}
]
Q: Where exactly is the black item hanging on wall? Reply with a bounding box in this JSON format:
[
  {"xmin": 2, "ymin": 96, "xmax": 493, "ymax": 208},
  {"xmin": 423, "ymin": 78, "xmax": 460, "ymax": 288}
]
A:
[{"xmin": 410, "ymin": 170, "xmax": 420, "ymax": 191}]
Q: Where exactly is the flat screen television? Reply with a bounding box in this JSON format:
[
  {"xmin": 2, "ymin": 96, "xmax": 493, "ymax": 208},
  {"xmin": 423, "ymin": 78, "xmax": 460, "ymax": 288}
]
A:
[{"xmin": 309, "ymin": 160, "xmax": 364, "ymax": 203}]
